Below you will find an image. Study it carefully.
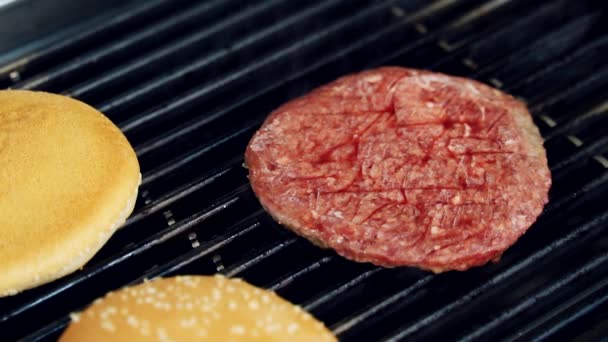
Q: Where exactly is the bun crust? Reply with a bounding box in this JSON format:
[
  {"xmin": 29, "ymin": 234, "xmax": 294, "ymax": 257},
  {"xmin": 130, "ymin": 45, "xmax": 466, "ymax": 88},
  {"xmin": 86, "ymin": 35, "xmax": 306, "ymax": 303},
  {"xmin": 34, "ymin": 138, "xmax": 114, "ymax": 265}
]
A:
[
  {"xmin": 60, "ymin": 275, "xmax": 336, "ymax": 341},
  {"xmin": 0, "ymin": 90, "xmax": 140, "ymax": 296}
]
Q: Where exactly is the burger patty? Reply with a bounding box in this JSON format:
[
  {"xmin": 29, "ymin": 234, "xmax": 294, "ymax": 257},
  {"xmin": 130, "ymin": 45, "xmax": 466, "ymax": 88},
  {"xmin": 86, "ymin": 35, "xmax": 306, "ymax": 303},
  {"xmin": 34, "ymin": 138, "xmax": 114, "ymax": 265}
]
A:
[{"xmin": 245, "ymin": 67, "xmax": 551, "ymax": 272}]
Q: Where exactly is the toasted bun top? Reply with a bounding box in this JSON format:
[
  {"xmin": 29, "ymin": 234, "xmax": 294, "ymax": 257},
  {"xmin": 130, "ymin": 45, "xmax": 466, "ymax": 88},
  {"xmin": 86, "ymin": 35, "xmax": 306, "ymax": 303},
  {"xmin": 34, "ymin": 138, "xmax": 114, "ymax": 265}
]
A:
[
  {"xmin": 0, "ymin": 90, "xmax": 140, "ymax": 296},
  {"xmin": 60, "ymin": 275, "xmax": 337, "ymax": 341}
]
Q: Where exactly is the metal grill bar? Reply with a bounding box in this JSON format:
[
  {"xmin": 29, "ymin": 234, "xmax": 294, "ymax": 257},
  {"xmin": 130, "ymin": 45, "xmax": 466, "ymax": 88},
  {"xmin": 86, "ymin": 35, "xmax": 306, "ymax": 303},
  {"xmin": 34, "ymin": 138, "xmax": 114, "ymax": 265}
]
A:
[
  {"xmin": 551, "ymin": 136, "xmax": 608, "ymax": 172},
  {"xmin": 333, "ymin": 275, "xmax": 435, "ymax": 335},
  {"xmin": 544, "ymin": 109, "xmax": 607, "ymax": 141},
  {"xmin": 139, "ymin": 124, "xmax": 254, "ymax": 186},
  {"xmin": 224, "ymin": 238, "xmax": 300, "ymax": 277},
  {"xmin": 383, "ymin": 211, "xmax": 608, "ymax": 341},
  {"xmin": 140, "ymin": 213, "xmax": 267, "ymax": 281},
  {"xmin": 0, "ymin": 0, "xmax": 180, "ymax": 80},
  {"xmin": 118, "ymin": 0, "xmax": 406, "ymax": 142},
  {"xmin": 303, "ymin": 268, "xmax": 383, "ymax": 311},
  {"xmin": 528, "ymin": 64, "xmax": 608, "ymax": 119},
  {"xmin": 431, "ymin": 1, "xmax": 587, "ymax": 71},
  {"xmin": 268, "ymin": 256, "xmax": 334, "ymax": 292},
  {"xmin": 124, "ymin": 158, "xmax": 240, "ymax": 229},
  {"xmin": 511, "ymin": 276, "xmax": 608, "ymax": 341},
  {"xmin": 14, "ymin": 0, "xmax": 237, "ymax": 91},
  {"xmin": 473, "ymin": 12, "xmax": 602, "ymax": 84},
  {"xmin": 68, "ymin": 0, "xmax": 351, "ymax": 108},
  {"xmin": 507, "ymin": 35, "xmax": 608, "ymax": 96},
  {"xmin": 460, "ymin": 253, "xmax": 608, "ymax": 341}
]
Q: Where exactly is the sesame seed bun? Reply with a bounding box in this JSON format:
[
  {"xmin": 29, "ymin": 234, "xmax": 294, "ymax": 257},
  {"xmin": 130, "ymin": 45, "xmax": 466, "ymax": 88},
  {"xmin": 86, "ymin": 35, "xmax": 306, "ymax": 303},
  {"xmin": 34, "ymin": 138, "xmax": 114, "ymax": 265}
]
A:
[
  {"xmin": 60, "ymin": 275, "xmax": 337, "ymax": 341},
  {"xmin": 0, "ymin": 90, "xmax": 140, "ymax": 297}
]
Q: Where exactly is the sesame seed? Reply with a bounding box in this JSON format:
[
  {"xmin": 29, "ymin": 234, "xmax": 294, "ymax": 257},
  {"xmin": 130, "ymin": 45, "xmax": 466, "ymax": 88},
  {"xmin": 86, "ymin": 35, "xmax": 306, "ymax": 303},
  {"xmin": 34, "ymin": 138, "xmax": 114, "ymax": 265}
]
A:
[
  {"xmin": 180, "ymin": 317, "xmax": 197, "ymax": 328},
  {"xmin": 287, "ymin": 323, "xmax": 299, "ymax": 334},
  {"xmin": 127, "ymin": 315, "xmax": 139, "ymax": 327},
  {"xmin": 212, "ymin": 289, "xmax": 222, "ymax": 300},
  {"xmin": 69, "ymin": 313, "xmax": 81, "ymax": 323},
  {"xmin": 177, "ymin": 277, "xmax": 199, "ymax": 288},
  {"xmin": 100, "ymin": 306, "xmax": 118, "ymax": 318},
  {"xmin": 265, "ymin": 323, "xmax": 281, "ymax": 333},
  {"xmin": 101, "ymin": 320, "xmax": 115, "ymax": 332},
  {"xmin": 4, "ymin": 289, "xmax": 17, "ymax": 296},
  {"xmin": 228, "ymin": 301, "xmax": 238, "ymax": 310},
  {"xmin": 230, "ymin": 325, "xmax": 246, "ymax": 335},
  {"xmin": 157, "ymin": 327, "xmax": 171, "ymax": 342},
  {"xmin": 261, "ymin": 294, "xmax": 270, "ymax": 303},
  {"xmin": 249, "ymin": 300, "xmax": 260, "ymax": 310}
]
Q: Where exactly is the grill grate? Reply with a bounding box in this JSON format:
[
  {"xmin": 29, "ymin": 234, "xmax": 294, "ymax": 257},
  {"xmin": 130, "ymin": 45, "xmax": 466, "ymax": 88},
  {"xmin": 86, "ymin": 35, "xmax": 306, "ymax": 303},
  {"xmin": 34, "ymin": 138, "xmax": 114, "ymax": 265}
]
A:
[{"xmin": 0, "ymin": 0, "xmax": 607, "ymax": 340}]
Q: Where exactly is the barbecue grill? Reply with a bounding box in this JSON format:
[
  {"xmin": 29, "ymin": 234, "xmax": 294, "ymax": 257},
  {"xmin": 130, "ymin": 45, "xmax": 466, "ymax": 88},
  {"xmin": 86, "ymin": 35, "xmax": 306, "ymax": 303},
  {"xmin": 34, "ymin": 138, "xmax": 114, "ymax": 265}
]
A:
[{"xmin": 0, "ymin": 0, "xmax": 607, "ymax": 340}]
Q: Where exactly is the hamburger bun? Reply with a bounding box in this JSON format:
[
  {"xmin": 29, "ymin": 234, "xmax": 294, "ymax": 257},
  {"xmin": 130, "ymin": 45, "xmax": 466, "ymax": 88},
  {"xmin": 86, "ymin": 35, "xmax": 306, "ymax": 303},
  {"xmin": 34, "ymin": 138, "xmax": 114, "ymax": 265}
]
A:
[
  {"xmin": 0, "ymin": 90, "xmax": 140, "ymax": 296},
  {"xmin": 60, "ymin": 275, "xmax": 337, "ymax": 341}
]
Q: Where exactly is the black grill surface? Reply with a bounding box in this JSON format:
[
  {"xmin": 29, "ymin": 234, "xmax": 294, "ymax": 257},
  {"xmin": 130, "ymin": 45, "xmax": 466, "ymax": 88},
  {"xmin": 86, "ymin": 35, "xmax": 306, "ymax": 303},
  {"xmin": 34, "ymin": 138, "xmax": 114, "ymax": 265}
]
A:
[{"xmin": 1, "ymin": 0, "xmax": 607, "ymax": 341}]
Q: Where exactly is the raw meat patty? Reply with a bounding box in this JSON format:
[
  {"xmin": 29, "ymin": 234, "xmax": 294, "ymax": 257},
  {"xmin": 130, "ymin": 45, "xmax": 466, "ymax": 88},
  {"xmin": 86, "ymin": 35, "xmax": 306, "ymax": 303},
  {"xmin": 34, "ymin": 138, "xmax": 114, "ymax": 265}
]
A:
[{"xmin": 245, "ymin": 67, "xmax": 551, "ymax": 272}]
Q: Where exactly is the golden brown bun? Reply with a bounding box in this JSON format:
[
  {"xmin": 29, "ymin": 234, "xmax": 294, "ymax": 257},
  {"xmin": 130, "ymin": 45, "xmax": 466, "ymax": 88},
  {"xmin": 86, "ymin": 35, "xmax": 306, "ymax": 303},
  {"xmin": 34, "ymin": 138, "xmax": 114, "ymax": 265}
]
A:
[
  {"xmin": 0, "ymin": 90, "xmax": 140, "ymax": 297},
  {"xmin": 60, "ymin": 275, "xmax": 337, "ymax": 341}
]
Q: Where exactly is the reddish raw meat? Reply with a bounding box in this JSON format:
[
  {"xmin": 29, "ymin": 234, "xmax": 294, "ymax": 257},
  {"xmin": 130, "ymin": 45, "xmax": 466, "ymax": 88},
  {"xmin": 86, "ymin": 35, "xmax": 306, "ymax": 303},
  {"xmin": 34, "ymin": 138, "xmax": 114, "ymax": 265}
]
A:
[{"xmin": 245, "ymin": 67, "xmax": 551, "ymax": 272}]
